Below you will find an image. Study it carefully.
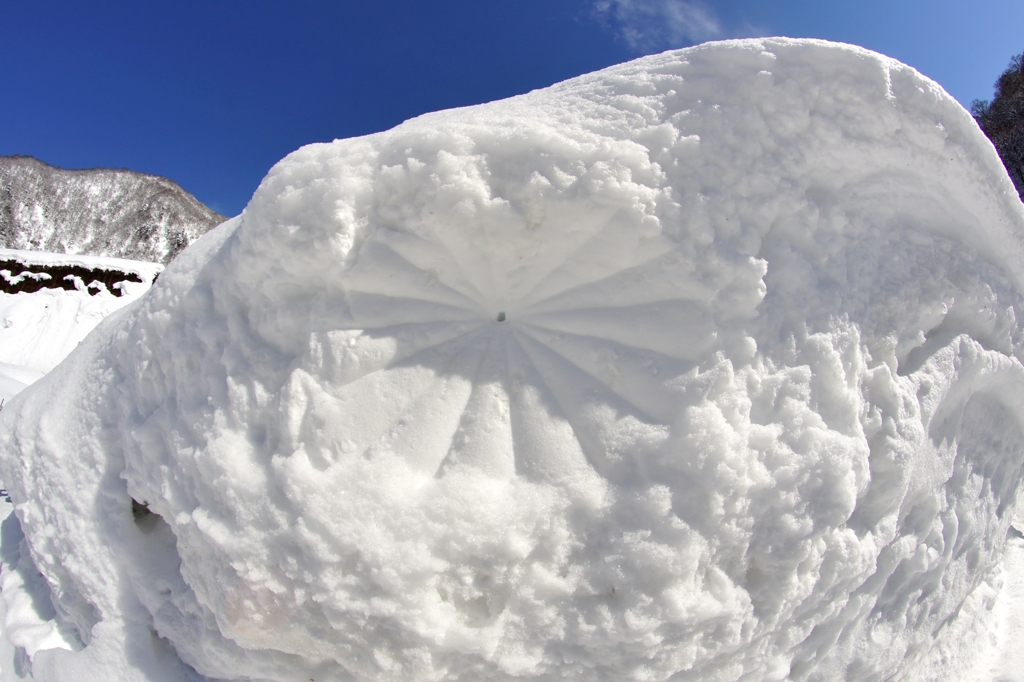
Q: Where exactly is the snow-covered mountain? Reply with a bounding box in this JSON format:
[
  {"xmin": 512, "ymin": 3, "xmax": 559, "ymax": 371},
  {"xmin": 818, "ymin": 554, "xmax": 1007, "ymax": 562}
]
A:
[{"xmin": 0, "ymin": 156, "xmax": 226, "ymax": 264}]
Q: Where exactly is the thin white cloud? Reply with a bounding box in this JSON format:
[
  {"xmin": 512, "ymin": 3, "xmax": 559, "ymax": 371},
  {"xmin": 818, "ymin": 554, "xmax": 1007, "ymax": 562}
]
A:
[{"xmin": 594, "ymin": 0, "xmax": 723, "ymax": 52}]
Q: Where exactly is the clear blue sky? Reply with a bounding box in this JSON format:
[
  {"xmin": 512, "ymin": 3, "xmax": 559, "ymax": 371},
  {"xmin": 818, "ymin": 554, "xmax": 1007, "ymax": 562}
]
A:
[{"xmin": 3, "ymin": 0, "xmax": 1022, "ymax": 216}]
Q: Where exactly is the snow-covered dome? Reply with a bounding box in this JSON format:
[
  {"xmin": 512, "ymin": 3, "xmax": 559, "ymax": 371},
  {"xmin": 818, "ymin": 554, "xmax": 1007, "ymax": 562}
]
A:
[{"xmin": 4, "ymin": 38, "xmax": 1024, "ymax": 681}]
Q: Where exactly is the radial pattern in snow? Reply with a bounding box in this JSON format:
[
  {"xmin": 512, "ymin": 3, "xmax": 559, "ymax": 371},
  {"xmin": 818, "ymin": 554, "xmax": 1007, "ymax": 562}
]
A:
[{"xmin": 3, "ymin": 38, "xmax": 1024, "ymax": 682}]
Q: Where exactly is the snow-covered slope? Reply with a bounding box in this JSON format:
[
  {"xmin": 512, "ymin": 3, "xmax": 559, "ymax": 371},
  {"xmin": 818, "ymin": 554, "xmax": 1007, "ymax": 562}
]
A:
[
  {"xmin": 3, "ymin": 38, "xmax": 1024, "ymax": 682},
  {"xmin": 0, "ymin": 251, "xmax": 164, "ymax": 680},
  {"xmin": 0, "ymin": 156, "xmax": 225, "ymax": 265},
  {"xmin": 0, "ymin": 249, "xmax": 162, "ymax": 400}
]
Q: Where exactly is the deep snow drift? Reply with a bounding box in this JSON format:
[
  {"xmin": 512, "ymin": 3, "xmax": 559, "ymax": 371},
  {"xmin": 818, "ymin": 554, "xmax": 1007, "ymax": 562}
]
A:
[{"xmin": 3, "ymin": 38, "xmax": 1024, "ymax": 681}]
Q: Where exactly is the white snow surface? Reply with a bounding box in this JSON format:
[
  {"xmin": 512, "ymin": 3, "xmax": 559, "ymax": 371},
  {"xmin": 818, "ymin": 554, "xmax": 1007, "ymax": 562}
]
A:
[
  {"xmin": 0, "ymin": 250, "xmax": 161, "ymax": 400},
  {"xmin": 0, "ymin": 248, "xmax": 165, "ymax": 280},
  {"xmin": 0, "ymin": 252, "xmax": 163, "ymax": 679},
  {"xmin": 2, "ymin": 38, "xmax": 1024, "ymax": 681}
]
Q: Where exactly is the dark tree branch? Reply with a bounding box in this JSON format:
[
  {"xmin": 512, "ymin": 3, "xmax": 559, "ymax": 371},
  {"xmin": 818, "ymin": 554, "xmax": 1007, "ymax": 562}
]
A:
[{"xmin": 974, "ymin": 50, "xmax": 1024, "ymax": 200}]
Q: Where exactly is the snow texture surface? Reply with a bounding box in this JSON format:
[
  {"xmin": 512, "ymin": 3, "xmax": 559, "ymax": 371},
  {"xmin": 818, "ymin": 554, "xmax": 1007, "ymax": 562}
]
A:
[{"xmin": 3, "ymin": 38, "xmax": 1024, "ymax": 681}]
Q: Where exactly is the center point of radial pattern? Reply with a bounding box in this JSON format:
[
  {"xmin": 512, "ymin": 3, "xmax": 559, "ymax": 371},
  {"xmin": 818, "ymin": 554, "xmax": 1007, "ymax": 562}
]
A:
[{"xmin": 496, "ymin": 312, "xmax": 506, "ymax": 322}]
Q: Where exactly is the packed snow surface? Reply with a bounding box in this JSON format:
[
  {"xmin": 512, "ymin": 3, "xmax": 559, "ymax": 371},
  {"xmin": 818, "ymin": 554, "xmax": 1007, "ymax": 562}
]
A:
[
  {"xmin": 0, "ymin": 252, "xmax": 163, "ymax": 678},
  {"xmin": 3, "ymin": 38, "xmax": 1024, "ymax": 681}
]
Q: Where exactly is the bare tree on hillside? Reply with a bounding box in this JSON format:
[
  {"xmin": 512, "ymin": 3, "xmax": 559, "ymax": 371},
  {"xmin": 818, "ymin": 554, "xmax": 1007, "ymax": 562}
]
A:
[{"xmin": 972, "ymin": 51, "xmax": 1024, "ymax": 200}]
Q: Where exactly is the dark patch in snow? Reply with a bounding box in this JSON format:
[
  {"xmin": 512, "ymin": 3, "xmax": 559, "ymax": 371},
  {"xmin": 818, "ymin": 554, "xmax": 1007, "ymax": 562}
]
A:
[{"xmin": 0, "ymin": 258, "xmax": 147, "ymax": 297}]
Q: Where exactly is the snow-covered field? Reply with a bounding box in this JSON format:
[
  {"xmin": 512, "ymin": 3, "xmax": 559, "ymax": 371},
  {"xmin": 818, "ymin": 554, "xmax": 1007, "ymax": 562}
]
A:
[
  {"xmin": 3, "ymin": 37, "xmax": 1024, "ymax": 681},
  {"xmin": 0, "ymin": 249, "xmax": 162, "ymax": 398}
]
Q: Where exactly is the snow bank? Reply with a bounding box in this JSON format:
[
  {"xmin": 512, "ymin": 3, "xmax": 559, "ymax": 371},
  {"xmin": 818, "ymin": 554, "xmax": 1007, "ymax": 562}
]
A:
[
  {"xmin": 0, "ymin": 251, "xmax": 162, "ymax": 405},
  {"xmin": 0, "ymin": 251, "xmax": 161, "ymax": 397},
  {"xmin": 0, "ymin": 250, "xmax": 160, "ymax": 300},
  {"xmin": 0, "ymin": 249, "xmax": 163, "ymax": 282},
  {"xmin": 3, "ymin": 38, "xmax": 1024, "ymax": 681}
]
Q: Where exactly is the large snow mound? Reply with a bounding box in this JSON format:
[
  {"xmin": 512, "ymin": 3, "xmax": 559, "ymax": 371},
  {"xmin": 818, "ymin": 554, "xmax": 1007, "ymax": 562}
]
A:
[{"xmin": 3, "ymin": 38, "xmax": 1024, "ymax": 682}]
